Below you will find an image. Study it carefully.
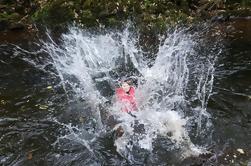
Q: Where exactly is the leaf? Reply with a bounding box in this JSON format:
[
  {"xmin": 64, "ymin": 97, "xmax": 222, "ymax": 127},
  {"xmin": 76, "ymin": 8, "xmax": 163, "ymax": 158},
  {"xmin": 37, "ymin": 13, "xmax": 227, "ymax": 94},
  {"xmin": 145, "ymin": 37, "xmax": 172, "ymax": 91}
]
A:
[
  {"xmin": 39, "ymin": 104, "xmax": 48, "ymax": 110},
  {"xmin": 0, "ymin": 100, "xmax": 6, "ymax": 105},
  {"xmin": 46, "ymin": 86, "xmax": 53, "ymax": 90},
  {"xmin": 27, "ymin": 151, "xmax": 32, "ymax": 160},
  {"xmin": 237, "ymin": 148, "xmax": 245, "ymax": 154}
]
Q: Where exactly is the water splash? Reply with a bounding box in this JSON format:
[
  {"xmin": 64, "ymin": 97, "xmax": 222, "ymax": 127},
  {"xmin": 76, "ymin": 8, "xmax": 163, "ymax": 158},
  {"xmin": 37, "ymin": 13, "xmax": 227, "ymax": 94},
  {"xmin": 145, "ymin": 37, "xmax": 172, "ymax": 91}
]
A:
[
  {"xmin": 19, "ymin": 24, "xmax": 220, "ymax": 163},
  {"xmin": 110, "ymin": 28, "xmax": 211, "ymax": 160}
]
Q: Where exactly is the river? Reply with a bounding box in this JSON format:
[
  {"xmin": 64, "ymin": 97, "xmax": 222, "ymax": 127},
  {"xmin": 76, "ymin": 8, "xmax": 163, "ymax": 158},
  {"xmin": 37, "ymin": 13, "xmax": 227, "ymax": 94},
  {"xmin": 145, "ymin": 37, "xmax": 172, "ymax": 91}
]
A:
[{"xmin": 0, "ymin": 19, "xmax": 250, "ymax": 165}]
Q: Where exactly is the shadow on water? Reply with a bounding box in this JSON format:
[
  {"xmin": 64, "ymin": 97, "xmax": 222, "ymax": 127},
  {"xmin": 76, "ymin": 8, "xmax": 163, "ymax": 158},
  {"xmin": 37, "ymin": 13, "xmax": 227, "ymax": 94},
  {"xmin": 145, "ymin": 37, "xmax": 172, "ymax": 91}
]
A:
[{"xmin": 0, "ymin": 19, "xmax": 251, "ymax": 165}]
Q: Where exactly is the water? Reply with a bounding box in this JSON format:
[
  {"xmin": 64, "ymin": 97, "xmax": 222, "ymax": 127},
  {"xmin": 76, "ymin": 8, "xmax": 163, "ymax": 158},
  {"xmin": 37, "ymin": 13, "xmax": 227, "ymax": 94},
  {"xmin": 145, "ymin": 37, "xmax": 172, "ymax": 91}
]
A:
[
  {"xmin": 36, "ymin": 25, "xmax": 217, "ymax": 162},
  {"xmin": 0, "ymin": 20, "xmax": 250, "ymax": 165}
]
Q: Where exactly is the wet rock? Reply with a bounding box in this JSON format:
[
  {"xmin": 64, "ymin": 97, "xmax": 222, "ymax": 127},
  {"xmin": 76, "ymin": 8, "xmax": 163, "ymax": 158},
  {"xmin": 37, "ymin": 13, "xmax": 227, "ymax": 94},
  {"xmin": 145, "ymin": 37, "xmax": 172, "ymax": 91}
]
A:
[
  {"xmin": 8, "ymin": 22, "xmax": 25, "ymax": 31},
  {"xmin": 115, "ymin": 126, "xmax": 124, "ymax": 138}
]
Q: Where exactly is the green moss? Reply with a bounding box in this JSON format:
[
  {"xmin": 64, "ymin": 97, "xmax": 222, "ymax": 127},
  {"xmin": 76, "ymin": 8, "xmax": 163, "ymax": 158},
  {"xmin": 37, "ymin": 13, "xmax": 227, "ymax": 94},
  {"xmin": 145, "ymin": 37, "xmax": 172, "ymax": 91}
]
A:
[
  {"xmin": 2, "ymin": 0, "xmax": 251, "ymax": 30},
  {"xmin": 28, "ymin": 0, "xmax": 192, "ymax": 28},
  {"xmin": 107, "ymin": 17, "xmax": 121, "ymax": 26},
  {"xmin": 0, "ymin": 13, "xmax": 20, "ymax": 21},
  {"xmin": 82, "ymin": 10, "xmax": 93, "ymax": 19},
  {"xmin": 25, "ymin": 0, "xmax": 251, "ymax": 29},
  {"xmin": 31, "ymin": 1, "xmax": 74, "ymax": 25}
]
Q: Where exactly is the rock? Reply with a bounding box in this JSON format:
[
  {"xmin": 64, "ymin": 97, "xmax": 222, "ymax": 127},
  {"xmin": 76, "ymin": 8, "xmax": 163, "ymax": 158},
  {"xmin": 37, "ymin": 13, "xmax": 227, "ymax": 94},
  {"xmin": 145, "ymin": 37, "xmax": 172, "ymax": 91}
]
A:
[
  {"xmin": 8, "ymin": 22, "xmax": 25, "ymax": 31},
  {"xmin": 114, "ymin": 126, "xmax": 124, "ymax": 138}
]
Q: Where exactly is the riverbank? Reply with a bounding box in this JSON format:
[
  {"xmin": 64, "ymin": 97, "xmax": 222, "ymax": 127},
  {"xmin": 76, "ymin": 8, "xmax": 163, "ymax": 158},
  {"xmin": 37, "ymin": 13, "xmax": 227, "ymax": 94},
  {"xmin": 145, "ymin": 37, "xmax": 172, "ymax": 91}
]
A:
[{"xmin": 0, "ymin": 0, "xmax": 251, "ymax": 33}]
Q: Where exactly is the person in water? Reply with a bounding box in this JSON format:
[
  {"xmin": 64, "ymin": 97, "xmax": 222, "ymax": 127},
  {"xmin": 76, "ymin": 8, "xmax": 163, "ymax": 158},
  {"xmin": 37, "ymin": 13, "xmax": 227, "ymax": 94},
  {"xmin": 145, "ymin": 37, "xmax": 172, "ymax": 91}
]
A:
[
  {"xmin": 112, "ymin": 79, "xmax": 138, "ymax": 137},
  {"xmin": 115, "ymin": 79, "xmax": 138, "ymax": 113}
]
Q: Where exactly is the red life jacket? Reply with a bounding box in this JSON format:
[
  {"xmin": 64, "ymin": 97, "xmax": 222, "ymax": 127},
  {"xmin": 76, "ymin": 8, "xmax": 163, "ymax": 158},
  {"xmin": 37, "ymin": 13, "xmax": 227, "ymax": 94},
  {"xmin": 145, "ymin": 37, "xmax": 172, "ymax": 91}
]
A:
[{"xmin": 116, "ymin": 87, "xmax": 137, "ymax": 112}]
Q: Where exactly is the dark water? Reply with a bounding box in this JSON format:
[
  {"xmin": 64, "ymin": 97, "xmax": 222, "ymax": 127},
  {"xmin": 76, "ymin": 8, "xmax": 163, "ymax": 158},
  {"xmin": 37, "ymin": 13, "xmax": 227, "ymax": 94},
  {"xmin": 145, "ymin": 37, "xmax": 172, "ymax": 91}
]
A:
[
  {"xmin": 206, "ymin": 19, "xmax": 251, "ymax": 165},
  {"xmin": 0, "ymin": 20, "xmax": 251, "ymax": 166}
]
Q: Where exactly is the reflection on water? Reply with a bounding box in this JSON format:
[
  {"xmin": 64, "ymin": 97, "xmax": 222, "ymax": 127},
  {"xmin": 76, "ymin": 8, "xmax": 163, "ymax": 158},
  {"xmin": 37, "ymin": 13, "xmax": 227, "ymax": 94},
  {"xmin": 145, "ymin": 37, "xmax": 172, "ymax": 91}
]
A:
[{"xmin": 0, "ymin": 20, "xmax": 251, "ymax": 165}]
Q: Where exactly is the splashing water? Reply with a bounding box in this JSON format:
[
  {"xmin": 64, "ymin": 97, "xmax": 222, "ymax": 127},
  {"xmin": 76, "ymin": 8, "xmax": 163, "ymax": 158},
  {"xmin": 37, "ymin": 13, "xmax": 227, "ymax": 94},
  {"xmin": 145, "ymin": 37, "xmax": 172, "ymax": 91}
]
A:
[
  {"xmin": 21, "ymin": 25, "xmax": 221, "ymax": 163},
  {"xmin": 110, "ymin": 28, "xmax": 212, "ymax": 160}
]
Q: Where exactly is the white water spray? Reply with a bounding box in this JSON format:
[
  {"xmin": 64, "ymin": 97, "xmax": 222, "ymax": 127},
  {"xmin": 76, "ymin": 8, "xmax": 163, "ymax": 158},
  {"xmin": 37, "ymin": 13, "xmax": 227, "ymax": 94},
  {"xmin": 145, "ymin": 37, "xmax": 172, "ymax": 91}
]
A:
[{"xmin": 37, "ymin": 25, "xmax": 218, "ymax": 161}]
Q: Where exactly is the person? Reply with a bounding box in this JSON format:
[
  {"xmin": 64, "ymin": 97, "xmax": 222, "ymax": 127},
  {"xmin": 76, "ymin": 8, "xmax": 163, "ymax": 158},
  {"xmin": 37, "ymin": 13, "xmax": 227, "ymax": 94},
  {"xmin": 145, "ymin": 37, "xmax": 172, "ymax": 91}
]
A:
[{"xmin": 115, "ymin": 79, "xmax": 138, "ymax": 113}]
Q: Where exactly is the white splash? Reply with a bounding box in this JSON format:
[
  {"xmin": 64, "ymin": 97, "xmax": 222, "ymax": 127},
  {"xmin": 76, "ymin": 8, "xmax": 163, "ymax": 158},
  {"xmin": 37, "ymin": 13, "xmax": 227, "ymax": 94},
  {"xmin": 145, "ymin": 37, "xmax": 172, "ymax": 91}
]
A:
[{"xmin": 36, "ymin": 25, "xmax": 218, "ymax": 161}]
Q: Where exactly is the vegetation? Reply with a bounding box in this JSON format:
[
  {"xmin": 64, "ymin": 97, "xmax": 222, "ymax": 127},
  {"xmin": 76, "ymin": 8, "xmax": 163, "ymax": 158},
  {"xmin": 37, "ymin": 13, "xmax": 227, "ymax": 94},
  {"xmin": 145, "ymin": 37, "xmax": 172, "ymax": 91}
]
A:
[{"xmin": 0, "ymin": 0, "xmax": 250, "ymax": 31}]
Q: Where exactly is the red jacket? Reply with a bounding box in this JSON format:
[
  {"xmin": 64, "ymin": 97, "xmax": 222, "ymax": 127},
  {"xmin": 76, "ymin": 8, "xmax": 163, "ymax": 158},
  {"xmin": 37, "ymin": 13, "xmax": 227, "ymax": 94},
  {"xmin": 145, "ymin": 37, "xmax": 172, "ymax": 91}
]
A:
[{"xmin": 116, "ymin": 87, "xmax": 137, "ymax": 112}]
